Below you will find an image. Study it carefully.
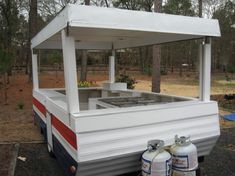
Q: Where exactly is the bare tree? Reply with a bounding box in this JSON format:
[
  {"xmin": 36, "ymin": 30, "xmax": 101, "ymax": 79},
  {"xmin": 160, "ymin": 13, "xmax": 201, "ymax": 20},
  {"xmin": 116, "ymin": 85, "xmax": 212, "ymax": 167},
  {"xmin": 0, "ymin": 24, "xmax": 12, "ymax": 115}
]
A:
[
  {"xmin": 27, "ymin": 0, "xmax": 37, "ymax": 82},
  {"xmin": 199, "ymin": 0, "xmax": 202, "ymax": 17},
  {"xmin": 37, "ymin": 0, "xmax": 79, "ymax": 21},
  {"xmin": 152, "ymin": 0, "xmax": 162, "ymax": 93}
]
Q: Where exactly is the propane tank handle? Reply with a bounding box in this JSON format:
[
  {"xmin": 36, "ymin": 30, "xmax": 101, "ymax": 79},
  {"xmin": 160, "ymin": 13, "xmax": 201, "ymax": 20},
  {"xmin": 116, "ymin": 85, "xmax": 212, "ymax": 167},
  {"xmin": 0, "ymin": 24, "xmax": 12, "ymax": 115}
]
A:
[
  {"xmin": 147, "ymin": 140, "xmax": 164, "ymax": 151},
  {"xmin": 175, "ymin": 135, "xmax": 191, "ymax": 145}
]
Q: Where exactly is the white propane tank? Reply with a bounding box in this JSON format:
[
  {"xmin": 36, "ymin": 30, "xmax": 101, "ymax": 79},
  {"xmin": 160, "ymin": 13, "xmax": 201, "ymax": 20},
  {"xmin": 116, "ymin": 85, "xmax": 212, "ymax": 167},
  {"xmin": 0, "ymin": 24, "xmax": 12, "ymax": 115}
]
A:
[
  {"xmin": 170, "ymin": 135, "xmax": 198, "ymax": 176},
  {"xmin": 142, "ymin": 140, "xmax": 172, "ymax": 176}
]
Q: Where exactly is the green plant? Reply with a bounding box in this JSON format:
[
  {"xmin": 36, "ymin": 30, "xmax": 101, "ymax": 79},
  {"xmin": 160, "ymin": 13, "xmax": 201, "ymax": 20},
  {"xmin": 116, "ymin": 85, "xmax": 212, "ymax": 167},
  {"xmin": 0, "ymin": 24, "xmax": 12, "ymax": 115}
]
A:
[
  {"xmin": 161, "ymin": 69, "xmax": 168, "ymax": 75},
  {"xmin": 116, "ymin": 74, "xmax": 137, "ymax": 89},
  {"xmin": 143, "ymin": 65, "xmax": 152, "ymax": 76},
  {"xmin": 78, "ymin": 80, "xmax": 96, "ymax": 87},
  {"xmin": 225, "ymin": 75, "xmax": 232, "ymax": 82},
  {"xmin": 17, "ymin": 101, "xmax": 24, "ymax": 110},
  {"xmin": 226, "ymin": 65, "xmax": 235, "ymax": 73}
]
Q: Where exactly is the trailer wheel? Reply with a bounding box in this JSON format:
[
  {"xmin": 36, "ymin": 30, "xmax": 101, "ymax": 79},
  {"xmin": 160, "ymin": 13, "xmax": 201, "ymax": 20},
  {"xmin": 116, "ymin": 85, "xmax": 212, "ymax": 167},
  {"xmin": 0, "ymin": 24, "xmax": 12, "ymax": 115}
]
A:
[
  {"xmin": 47, "ymin": 144, "xmax": 55, "ymax": 158},
  {"xmin": 196, "ymin": 167, "xmax": 201, "ymax": 176}
]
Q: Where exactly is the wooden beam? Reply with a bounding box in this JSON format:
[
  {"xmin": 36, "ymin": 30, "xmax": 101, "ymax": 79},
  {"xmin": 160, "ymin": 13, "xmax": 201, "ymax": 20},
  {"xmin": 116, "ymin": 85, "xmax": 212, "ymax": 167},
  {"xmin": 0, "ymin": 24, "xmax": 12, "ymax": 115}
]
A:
[
  {"xmin": 32, "ymin": 54, "xmax": 39, "ymax": 90},
  {"xmin": 199, "ymin": 38, "xmax": 211, "ymax": 101},
  {"xmin": 109, "ymin": 50, "xmax": 115, "ymax": 83},
  {"xmin": 61, "ymin": 30, "xmax": 80, "ymax": 114}
]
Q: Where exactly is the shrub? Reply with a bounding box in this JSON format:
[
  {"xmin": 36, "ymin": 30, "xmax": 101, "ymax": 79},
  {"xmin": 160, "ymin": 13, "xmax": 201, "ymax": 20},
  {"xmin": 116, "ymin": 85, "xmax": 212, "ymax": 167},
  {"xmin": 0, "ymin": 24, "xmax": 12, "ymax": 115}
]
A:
[
  {"xmin": 226, "ymin": 65, "xmax": 235, "ymax": 73},
  {"xmin": 143, "ymin": 65, "xmax": 152, "ymax": 76},
  {"xmin": 17, "ymin": 101, "xmax": 24, "ymax": 110},
  {"xmin": 161, "ymin": 69, "xmax": 168, "ymax": 75},
  {"xmin": 78, "ymin": 80, "xmax": 96, "ymax": 87},
  {"xmin": 116, "ymin": 74, "xmax": 137, "ymax": 89},
  {"xmin": 225, "ymin": 75, "xmax": 232, "ymax": 82}
]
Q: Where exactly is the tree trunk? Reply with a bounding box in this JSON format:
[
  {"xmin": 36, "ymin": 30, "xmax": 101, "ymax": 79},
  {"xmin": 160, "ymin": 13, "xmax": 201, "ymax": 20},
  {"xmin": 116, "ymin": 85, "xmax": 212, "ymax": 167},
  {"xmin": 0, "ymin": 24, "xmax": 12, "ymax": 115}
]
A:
[
  {"xmin": 84, "ymin": 0, "xmax": 90, "ymax": 5},
  {"xmin": 152, "ymin": 0, "xmax": 162, "ymax": 93},
  {"xmin": 3, "ymin": 73, "xmax": 8, "ymax": 105},
  {"xmin": 80, "ymin": 0, "xmax": 90, "ymax": 81},
  {"xmin": 80, "ymin": 51, "xmax": 88, "ymax": 81},
  {"xmin": 104, "ymin": 0, "xmax": 109, "ymax": 7},
  {"xmin": 139, "ymin": 48, "xmax": 145, "ymax": 73},
  {"xmin": 27, "ymin": 0, "xmax": 38, "ymax": 82},
  {"xmin": 199, "ymin": 0, "xmax": 202, "ymax": 17}
]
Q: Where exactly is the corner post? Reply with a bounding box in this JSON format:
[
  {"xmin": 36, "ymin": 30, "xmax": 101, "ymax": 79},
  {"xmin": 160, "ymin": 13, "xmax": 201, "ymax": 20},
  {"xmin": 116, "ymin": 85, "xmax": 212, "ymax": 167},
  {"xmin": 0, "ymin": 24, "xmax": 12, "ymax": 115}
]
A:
[
  {"xmin": 61, "ymin": 30, "xmax": 80, "ymax": 114},
  {"xmin": 109, "ymin": 49, "xmax": 115, "ymax": 83},
  {"xmin": 32, "ymin": 53, "xmax": 39, "ymax": 90},
  {"xmin": 199, "ymin": 37, "xmax": 211, "ymax": 101}
]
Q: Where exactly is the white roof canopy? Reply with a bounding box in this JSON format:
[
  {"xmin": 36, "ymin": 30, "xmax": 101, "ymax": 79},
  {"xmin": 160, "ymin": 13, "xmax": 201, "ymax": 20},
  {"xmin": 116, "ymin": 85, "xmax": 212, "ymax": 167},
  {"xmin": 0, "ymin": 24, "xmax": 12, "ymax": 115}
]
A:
[{"xmin": 31, "ymin": 4, "xmax": 221, "ymax": 50}]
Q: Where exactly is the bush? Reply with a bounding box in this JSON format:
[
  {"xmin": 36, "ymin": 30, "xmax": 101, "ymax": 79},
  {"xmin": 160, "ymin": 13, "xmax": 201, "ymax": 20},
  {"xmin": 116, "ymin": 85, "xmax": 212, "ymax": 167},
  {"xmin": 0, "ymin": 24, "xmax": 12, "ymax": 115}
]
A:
[
  {"xmin": 143, "ymin": 65, "xmax": 152, "ymax": 76},
  {"xmin": 226, "ymin": 65, "xmax": 235, "ymax": 73},
  {"xmin": 78, "ymin": 81, "xmax": 96, "ymax": 87},
  {"xmin": 17, "ymin": 101, "xmax": 24, "ymax": 110},
  {"xmin": 116, "ymin": 74, "xmax": 137, "ymax": 89},
  {"xmin": 161, "ymin": 69, "xmax": 168, "ymax": 75},
  {"xmin": 225, "ymin": 75, "xmax": 232, "ymax": 82}
]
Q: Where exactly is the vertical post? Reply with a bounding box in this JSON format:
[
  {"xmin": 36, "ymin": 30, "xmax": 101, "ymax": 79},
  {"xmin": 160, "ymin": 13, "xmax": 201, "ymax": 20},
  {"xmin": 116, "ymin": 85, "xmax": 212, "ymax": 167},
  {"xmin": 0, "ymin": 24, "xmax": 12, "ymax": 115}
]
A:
[
  {"xmin": 61, "ymin": 30, "xmax": 80, "ymax": 114},
  {"xmin": 32, "ymin": 53, "xmax": 39, "ymax": 90},
  {"xmin": 199, "ymin": 37, "xmax": 211, "ymax": 101},
  {"xmin": 109, "ymin": 50, "xmax": 115, "ymax": 83},
  {"xmin": 199, "ymin": 44, "xmax": 203, "ymax": 100}
]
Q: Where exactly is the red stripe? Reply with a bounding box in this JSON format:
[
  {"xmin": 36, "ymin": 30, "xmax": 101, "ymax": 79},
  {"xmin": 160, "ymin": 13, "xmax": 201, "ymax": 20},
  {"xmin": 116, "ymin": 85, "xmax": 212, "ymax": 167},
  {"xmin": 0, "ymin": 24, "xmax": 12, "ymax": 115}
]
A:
[
  {"xmin": 51, "ymin": 115, "xmax": 77, "ymax": 150},
  {"xmin": 33, "ymin": 98, "xmax": 46, "ymax": 116}
]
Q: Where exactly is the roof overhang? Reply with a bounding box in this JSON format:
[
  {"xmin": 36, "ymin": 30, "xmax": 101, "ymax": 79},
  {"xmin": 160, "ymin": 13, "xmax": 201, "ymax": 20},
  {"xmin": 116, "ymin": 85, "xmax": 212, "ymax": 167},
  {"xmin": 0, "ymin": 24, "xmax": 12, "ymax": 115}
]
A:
[{"xmin": 31, "ymin": 4, "xmax": 221, "ymax": 50}]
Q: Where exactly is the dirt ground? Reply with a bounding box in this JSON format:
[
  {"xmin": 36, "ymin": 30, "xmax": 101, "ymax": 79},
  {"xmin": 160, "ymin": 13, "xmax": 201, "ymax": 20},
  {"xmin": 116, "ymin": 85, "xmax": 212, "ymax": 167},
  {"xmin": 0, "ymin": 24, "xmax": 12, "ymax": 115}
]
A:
[
  {"xmin": 0, "ymin": 71, "xmax": 235, "ymax": 142},
  {"xmin": 11, "ymin": 128, "xmax": 235, "ymax": 176}
]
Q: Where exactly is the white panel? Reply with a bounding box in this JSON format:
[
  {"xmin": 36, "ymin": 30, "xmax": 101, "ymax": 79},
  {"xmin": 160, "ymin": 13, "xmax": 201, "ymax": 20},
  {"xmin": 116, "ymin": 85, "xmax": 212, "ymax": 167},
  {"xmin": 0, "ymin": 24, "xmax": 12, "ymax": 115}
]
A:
[
  {"xmin": 33, "ymin": 90, "xmax": 46, "ymax": 104},
  {"xmin": 38, "ymin": 89, "xmax": 65, "ymax": 98},
  {"xmin": 77, "ymin": 153, "xmax": 141, "ymax": 176},
  {"xmin": 77, "ymin": 113, "xmax": 219, "ymax": 162},
  {"xmin": 69, "ymin": 5, "xmax": 221, "ymax": 37},
  {"xmin": 31, "ymin": 4, "xmax": 221, "ymax": 49},
  {"xmin": 75, "ymin": 136, "xmax": 217, "ymax": 176},
  {"xmin": 35, "ymin": 40, "xmax": 112, "ymax": 50},
  {"xmin": 114, "ymin": 33, "xmax": 199, "ymax": 49},
  {"xmin": 74, "ymin": 101, "xmax": 218, "ymax": 132},
  {"xmin": 45, "ymin": 97, "xmax": 70, "ymax": 126},
  {"xmin": 61, "ymin": 30, "xmax": 80, "ymax": 114}
]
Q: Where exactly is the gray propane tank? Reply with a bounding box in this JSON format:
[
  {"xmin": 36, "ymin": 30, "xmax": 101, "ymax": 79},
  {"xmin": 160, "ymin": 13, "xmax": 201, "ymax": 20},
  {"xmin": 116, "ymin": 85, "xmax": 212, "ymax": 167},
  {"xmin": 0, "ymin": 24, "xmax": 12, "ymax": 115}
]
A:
[
  {"xmin": 142, "ymin": 140, "xmax": 172, "ymax": 176},
  {"xmin": 170, "ymin": 135, "xmax": 198, "ymax": 176}
]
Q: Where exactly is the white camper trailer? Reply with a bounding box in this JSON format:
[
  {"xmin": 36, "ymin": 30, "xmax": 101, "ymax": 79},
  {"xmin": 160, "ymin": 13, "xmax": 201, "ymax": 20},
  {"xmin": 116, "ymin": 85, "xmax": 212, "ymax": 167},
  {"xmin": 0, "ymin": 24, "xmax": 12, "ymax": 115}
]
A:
[{"xmin": 31, "ymin": 4, "xmax": 221, "ymax": 176}]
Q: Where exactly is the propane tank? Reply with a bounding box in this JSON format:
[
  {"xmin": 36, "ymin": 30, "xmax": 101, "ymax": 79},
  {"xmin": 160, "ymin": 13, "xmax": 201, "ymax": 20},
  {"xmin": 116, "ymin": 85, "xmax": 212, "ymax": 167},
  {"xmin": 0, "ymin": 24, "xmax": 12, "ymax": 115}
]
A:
[
  {"xmin": 170, "ymin": 135, "xmax": 198, "ymax": 176},
  {"xmin": 142, "ymin": 140, "xmax": 172, "ymax": 176}
]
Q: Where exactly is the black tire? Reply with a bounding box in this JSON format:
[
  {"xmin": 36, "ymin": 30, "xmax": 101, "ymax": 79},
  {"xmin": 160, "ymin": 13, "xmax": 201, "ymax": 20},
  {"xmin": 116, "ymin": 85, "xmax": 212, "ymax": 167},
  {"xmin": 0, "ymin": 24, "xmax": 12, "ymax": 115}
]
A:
[
  {"xmin": 196, "ymin": 167, "xmax": 201, "ymax": 176},
  {"xmin": 47, "ymin": 144, "xmax": 55, "ymax": 158}
]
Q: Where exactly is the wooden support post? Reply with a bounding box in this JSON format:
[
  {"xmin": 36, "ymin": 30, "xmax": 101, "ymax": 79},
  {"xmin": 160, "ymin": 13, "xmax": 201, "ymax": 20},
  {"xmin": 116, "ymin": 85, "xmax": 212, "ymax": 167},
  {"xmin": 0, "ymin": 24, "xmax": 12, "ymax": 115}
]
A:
[
  {"xmin": 199, "ymin": 37, "xmax": 211, "ymax": 101},
  {"xmin": 61, "ymin": 30, "xmax": 80, "ymax": 114},
  {"xmin": 32, "ymin": 53, "xmax": 39, "ymax": 90},
  {"xmin": 109, "ymin": 50, "xmax": 115, "ymax": 83}
]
